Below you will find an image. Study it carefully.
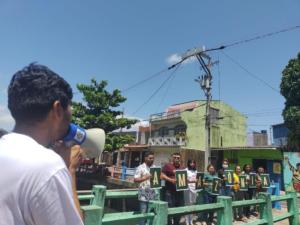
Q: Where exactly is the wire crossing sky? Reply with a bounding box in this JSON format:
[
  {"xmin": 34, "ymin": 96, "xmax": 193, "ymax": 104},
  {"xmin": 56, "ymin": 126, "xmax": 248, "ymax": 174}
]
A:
[{"xmin": 0, "ymin": 0, "xmax": 299, "ymax": 135}]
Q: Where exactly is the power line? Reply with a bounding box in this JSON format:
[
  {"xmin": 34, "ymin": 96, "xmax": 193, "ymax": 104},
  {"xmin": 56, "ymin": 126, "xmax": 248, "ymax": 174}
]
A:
[
  {"xmin": 121, "ymin": 67, "xmax": 169, "ymax": 93},
  {"xmin": 222, "ymin": 25, "xmax": 300, "ymax": 49},
  {"xmin": 155, "ymin": 66, "xmax": 180, "ymax": 112},
  {"xmin": 132, "ymin": 64, "xmax": 181, "ymax": 115},
  {"xmin": 221, "ymin": 51, "xmax": 280, "ymax": 93},
  {"xmin": 122, "ymin": 25, "xmax": 300, "ymax": 94}
]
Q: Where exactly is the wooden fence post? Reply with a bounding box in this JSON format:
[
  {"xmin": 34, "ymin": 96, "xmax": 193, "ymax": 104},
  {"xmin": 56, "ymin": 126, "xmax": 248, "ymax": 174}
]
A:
[
  {"xmin": 91, "ymin": 185, "xmax": 106, "ymax": 207},
  {"xmin": 148, "ymin": 200, "xmax": 168, "ymax": 225},
  {"xmin": 217, "ymin": 196, "xmax": 233, "ymax": 225},
  {"xmin": 258, "ymin": 192, "xmax": 273, "ymax": 225},
  {"xmin": 81, "ymin": 205, "xmax": 102, "ymax": 225},
  {"xmin": 88, "ymin": 185, "xmax": 106, "ymax": 225},
  {"xmin": 286, "ymin": 191, "xmax": 300, "ymax": 225}
]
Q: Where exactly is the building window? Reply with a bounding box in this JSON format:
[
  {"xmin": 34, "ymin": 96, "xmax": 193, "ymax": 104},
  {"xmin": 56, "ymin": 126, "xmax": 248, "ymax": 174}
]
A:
[
  {"xmin": 159, "ymin": 127, "xmax": 169, "ymax": 137},
  {"xmin": 174, "ymin": 125, "xmax": 186, "ymax": 135}
]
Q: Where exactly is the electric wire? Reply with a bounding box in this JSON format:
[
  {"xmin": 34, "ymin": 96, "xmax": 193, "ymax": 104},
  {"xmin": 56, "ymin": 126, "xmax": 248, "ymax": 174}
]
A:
[
  {"xmin": 121, "ymin": 67, "xmax": 170, "ymax": 93},
  {"xmin": 221, "ymin": 51, "xmax": 280, "ymax": 93},
  {"xmin": 122, "ymin": 25, "xmax": 300, "ymax": 94},
  {"xmin": 132, "ymin": 64, "xmax": 181, "ymax": 115}
]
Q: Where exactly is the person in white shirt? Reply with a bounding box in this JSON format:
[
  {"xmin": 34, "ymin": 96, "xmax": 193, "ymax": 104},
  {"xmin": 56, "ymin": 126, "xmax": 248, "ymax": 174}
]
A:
[
  {"xmin": 134, "ymin": 151, "xmax": 157, "ymax": 225},
  {"xmin": 184, "ymin": 159, "xmax": 197, "ymax": 225},
  {"xmin": 0, "ymin": 63, "xmax": 83, "ymax": 225}
]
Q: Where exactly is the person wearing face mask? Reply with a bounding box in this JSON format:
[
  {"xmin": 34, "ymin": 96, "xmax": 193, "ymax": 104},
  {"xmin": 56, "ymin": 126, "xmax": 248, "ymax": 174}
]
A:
[
  {"xmin": 184, "ymin": 159, "xmax": 197, "ymax": 225},
  {"xmin": 161, "ymin": 152, "xmax": 184, "ymax": 225},
  {"xmin": 218, "ymin": 159, "xmax": 231, "ymax": 196}
]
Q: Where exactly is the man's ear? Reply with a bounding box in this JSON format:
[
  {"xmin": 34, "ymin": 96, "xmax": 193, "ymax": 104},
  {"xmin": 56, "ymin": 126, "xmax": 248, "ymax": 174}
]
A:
[{"xmin": 52, "ymin": 100, "xmax": 64, "ymax": 119}]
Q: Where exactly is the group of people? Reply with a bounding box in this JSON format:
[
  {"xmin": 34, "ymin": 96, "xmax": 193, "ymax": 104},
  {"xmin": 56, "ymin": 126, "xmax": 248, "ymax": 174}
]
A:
[{"xmin": 134, "ymin": 153, "xmax": 269, "ymax": 225}]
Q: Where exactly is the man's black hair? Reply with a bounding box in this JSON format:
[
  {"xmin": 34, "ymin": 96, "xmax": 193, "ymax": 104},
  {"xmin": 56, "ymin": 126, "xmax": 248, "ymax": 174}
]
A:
[
  {"xmin": 8, "ymin": 63, "xmax": 73, "ymax": 124},
  {"xmin": 144, "ymin": 151, "xmax": 154, "ymax": 158},
  {"xmin": 172, "ymin": 152, "xmax": 181, "ymax": 157},
  {"xmin": 296, "ymin": 163, "xmax": 300, "ymax": 168}
]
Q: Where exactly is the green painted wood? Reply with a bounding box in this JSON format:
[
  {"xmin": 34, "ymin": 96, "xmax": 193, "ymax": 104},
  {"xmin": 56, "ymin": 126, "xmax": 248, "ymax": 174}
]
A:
[
  {"xmin": 91, "ymin": 185, "xmax": 106, "ymax": 207},
  {"xmin": 81, "ymin": 205, "xmax": 103, "ymax": 225},
  {"xmin": 79, "ymin": 185, "xmax": 300, "ymax": 225},
  {"xmin": 168, "ymin": 203, "xmax": 223, "ymax": 216},
  {"xmin": 273, "ymin": 213, "xmax": 293, "ymax": 222},
  {"xmin": 105, "ymin": 190, "xmax": 138, "ymax": 199},
  {"xmin": 286, "ymin": 191, "xmax": 300, "ymax": 225},
  {"xmin": 78, "ymin": 195, "xmax": 95, "ymax": 201},
  {"xmin": 217, "ymin": 196, "xmax": 233, "ymax": 225},
  {"xmin": 78, "ymin": 190, "xmax": 93, "ymax": 194},
  {"xmin": 102, "ymin": 212, "xmax": 155, "ymax": 225},
  {"xmin": 242, "ymin": 219, "xmax": 268, "ymax": 225},
  {"xmin": 232, "ymin": 199, "xmax": 265, "ymax": 207},
  {"xmin": 148, "ymin": 200, "xmax": 168, "ymax": 225},
  {"xmin": 258, "ymin": 192, "xmax": 273, "ymax": 225},
  {"xmin": 90, "ymin": 185, "xmax": 106, "ymax": 225},
  {"xmin": 270, "ymin": 194, "xmax": 292, "ymax": 202}
]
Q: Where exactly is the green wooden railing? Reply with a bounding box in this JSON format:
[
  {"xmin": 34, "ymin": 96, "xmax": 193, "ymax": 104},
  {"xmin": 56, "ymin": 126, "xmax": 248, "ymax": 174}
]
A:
[{"xmin": 78, "ymin": 185, "xmax": 300, "ymax": 225}]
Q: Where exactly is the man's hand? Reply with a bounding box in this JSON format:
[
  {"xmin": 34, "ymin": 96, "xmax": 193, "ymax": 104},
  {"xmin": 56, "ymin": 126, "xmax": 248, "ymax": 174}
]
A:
[
  {"xmin": 53, "ymin": 142, "xmax": 83, "ymax": 173},
  {"xmin": 170, "ymin": 178, "xmax": 176, "ymax": 184},
  {"xmin": 143, "ymin": 174, "xmax": 152, "ymax": 180}
]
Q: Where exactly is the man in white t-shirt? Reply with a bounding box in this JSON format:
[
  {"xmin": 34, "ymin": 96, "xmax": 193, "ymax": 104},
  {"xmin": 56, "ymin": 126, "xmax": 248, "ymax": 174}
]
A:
[
  {"xmin": 134, "ymin": 151, "xmax": 157, "ymax": 225},
  {"xmin": 0, "ymin": 64, "xmax": 83, "ymax": 225}
]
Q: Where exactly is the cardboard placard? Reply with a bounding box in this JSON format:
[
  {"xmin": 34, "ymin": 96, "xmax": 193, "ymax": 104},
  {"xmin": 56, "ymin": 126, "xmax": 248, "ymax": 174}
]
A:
[
  {"xmin": 249, "ymin": 173, "xmax": 256, "ymax": 188},
  {"xmin": 239, "ymin": 175, "xmax": 248, "ymax": 191},
  {"xmin": 150, "ymin": 167, "xmax": 161, "ymax": 188},
  {"xmin": 224, "ymin": 170, "xmax": 234, "ymax": 186},
  {"xmin": 212, "ymin": 178, "xmax": 221, "ymax": 195},
  {"xmin": 261, "ymin": 173, "xmax": 271, "ymax": 188},
  {"xmin": 175, "ymin": 170, "xmax": 188, "ymax": 191},
  {"xmin": 196, "ymin": 172, "xmax": 204, "ymax": 190}
]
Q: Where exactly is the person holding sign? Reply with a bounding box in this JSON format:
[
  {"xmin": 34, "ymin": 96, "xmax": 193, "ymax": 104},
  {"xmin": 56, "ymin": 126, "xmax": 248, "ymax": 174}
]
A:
[
  {"xmin": 218, "ymin": 159, "xmax": 232, "ymax": 196},
  {"xmin": 184, "ymin": 159, "xmax": 197, "ymax": 225},
  {"xmin": 161, "ymin": 152, "xmax": 184, "ymax": 225},
  {"xmin": 242, "ymin": 164, "xmax": 254, "ymax": 218},
  {"xmin": 232, "ymin": 165, "xmax": 247, "ymax": 222},
  {"xmin": 202, "ymin": 164, "xmax": 219, "ymax": 224},
  {"xmin": 255, "ymin": 167, "xmax": 268, "ymax": 194},
  {"xmin": 134, "ymin": 151, "xmax": 157, "ymax": 225}
]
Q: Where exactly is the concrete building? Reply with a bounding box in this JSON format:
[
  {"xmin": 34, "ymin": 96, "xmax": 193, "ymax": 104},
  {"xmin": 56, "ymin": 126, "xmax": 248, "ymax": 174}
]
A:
[
  {"xmin": 149, "ymin": 100, "xmax": 247, "ymax": 171},
  {"xmin": 272, "ymin": 123, "xmax": 288, "ymax": 147},
  {"xmin": 247, "ymin": 130, "xmax": 268, "ymax": 146}
]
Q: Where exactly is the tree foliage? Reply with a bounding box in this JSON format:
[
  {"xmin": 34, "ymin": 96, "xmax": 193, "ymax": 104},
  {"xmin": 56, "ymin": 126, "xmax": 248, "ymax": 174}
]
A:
[
  {"xmin": 280, "ymin": 52, "xmax": 300, "ymax": 147},
  {"xmin": 72, "ymin": 79, "xmax": 138, "ymax": 151}
]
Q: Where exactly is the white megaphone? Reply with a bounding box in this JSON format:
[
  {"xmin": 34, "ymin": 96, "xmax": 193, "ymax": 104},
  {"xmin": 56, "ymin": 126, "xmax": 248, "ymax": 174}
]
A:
[{"xmin": 63, "ymin": 123, "xmax": 105, "ymax": 158}]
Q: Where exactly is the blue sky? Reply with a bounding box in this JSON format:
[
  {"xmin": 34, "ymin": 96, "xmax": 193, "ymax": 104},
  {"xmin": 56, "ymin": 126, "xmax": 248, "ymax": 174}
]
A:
[{"xmin": 0, "ymin": 0, "xmax": 300, "ymax": 138}]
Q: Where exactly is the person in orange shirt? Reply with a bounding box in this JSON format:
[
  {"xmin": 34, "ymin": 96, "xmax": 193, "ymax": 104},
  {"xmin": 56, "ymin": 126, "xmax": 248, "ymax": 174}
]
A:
[{"xmin": 232, "ymin": 165, "xmax": 247, "ymax": 222}]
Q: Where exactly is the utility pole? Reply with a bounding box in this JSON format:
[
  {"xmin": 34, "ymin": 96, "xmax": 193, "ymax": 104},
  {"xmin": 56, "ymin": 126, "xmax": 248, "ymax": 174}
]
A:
[
  {"xmin": 194, "ymin": 55, "xmax": 213, "ymax": 168},
  {"xmin": 170, "ymin": 47, "xmax": 217, "ymax": 168}
]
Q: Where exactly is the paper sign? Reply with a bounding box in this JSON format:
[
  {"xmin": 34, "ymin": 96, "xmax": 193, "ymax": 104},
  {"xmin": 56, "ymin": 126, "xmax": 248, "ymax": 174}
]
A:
[
  {"xmin": 239, "ymin": 175, "xmax": 248, "ymax": 191},
  {"xmin": 175, "ymin": 170, "xmax": 188, "ymax": 191},
  {"xmin": 196, "ymin": 172, "xmax": 204, "ymax": 190},
  {"xmin": 249, "ymin": 173, "xmax": 256, "ymax": 188},
  {"xmin": 212, "ymin": 178, "xmax": 221, "ymax": 195},
  {"xmin": 224, "ymin": 170, "xmax": 234, "ymax": 186},
  {"xmin": 261, "ymin": 173, "xmax": 271, "ymax": 188},
  {"xmin": 150, "ymin": 167, "xmax": 161, "ymax": 188}
]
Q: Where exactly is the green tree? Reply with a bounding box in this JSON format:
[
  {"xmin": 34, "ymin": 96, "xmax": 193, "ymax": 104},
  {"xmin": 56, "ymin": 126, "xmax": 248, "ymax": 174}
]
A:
[
  {"xmin": 280, "ymin": 52, "xmax": 300, "ymax": 148},
  {"xmin": 72, "ymin": 79, "xmax": 138, "ymax": 151}
]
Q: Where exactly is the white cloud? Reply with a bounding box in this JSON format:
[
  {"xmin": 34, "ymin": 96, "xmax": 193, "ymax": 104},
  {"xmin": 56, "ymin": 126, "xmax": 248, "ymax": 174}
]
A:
[
  {"xmin": 166, "ymin": 53, "xmax": 196, "ymax": 66},
  {"xmin": 0, "ymin": 106, "xmax": 14, "ymax": 131}
]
